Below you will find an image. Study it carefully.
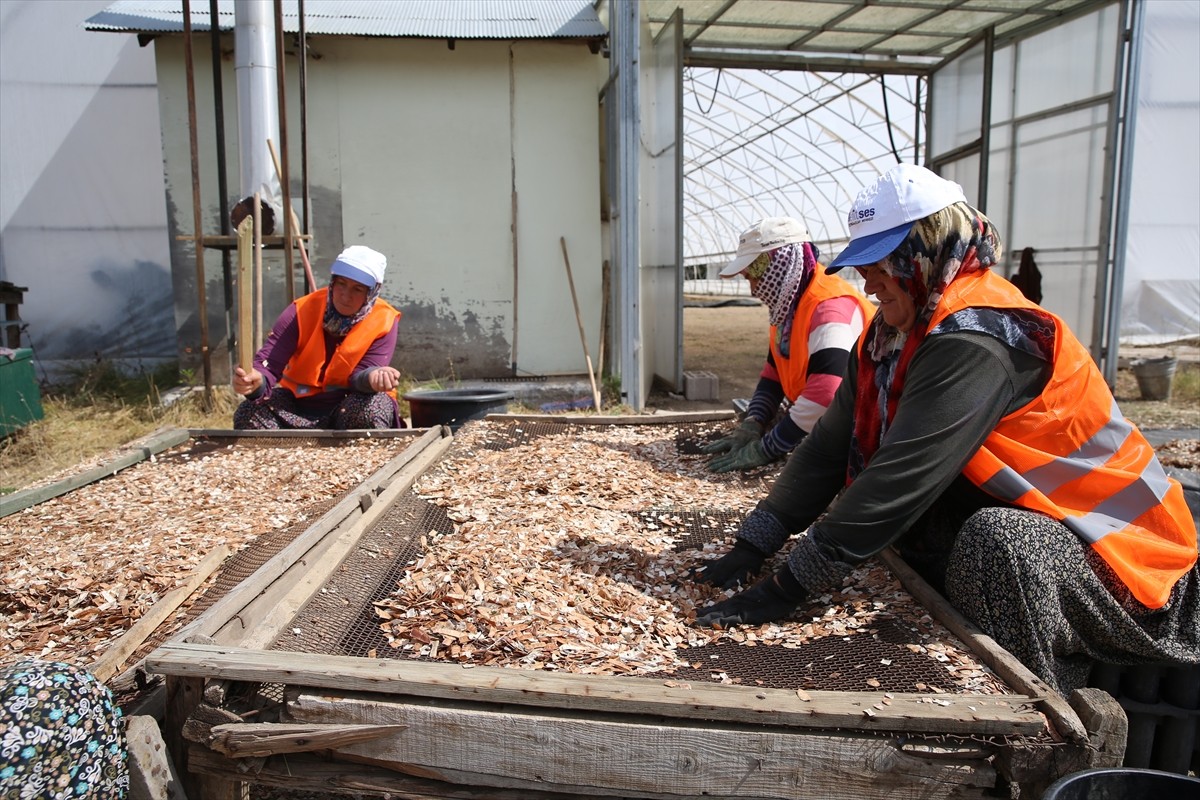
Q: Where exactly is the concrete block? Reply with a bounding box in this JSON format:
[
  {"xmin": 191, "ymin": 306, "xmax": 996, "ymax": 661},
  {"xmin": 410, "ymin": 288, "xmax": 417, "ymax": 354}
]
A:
[{"xmin": 683, "ymin": 370, "xmax": 719, "ymax": 401}]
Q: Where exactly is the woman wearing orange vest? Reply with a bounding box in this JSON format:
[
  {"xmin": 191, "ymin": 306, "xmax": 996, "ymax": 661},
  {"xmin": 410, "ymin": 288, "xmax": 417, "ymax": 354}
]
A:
[
  {"xmin": 691, "ymin": 165, "xmax": 1197, "ymax": 695},
  {"xmin": 232, "ymin": 245, "xmax": 404, "ymax": 430},
  {"xmin": 701, "ymin": 217, "xmax": 874, "ymax": 473}
]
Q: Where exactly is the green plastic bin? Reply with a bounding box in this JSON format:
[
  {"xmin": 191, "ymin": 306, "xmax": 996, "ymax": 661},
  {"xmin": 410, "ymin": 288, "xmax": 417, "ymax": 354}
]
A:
[{"xmin": 0, "ymin": 348, "xmax": 44, "ymax": 437}]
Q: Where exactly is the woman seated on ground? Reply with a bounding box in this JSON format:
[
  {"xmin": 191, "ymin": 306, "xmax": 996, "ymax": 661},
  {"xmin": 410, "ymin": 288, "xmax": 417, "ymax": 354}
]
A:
[
  {"xmin": 232, "ymin": 245, "xmax": 405, "ymax": 430},
  {"xmin": 691, "ymin": 164, "xmax": 1198, "ymax": 696}
]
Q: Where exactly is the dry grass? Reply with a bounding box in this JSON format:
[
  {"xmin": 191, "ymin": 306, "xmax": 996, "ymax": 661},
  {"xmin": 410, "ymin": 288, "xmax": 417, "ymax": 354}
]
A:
[
  {"xmin": 0, "ymin": 361, "xmax": 443, "ymax": 495},
  {"xmin": 0, "ymin": 363, "xmax": 236, "ymax": 495}
]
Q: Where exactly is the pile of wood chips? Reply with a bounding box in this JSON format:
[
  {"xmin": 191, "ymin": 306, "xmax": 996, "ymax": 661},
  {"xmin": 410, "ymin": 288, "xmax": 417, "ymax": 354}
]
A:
[
  {"xmin": 1, "ymin": 437, "xmax": 408, "ymax": 667},
  {"xmin": 378, "ymin": 422, "xmax": 1009, "ymax": 694}
]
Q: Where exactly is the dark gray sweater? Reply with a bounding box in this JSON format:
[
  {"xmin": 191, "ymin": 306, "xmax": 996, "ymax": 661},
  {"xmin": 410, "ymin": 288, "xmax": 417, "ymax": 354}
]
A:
[{"xmin": 757, "ymin": 330, "xmax": 1052, "ymax": 593}]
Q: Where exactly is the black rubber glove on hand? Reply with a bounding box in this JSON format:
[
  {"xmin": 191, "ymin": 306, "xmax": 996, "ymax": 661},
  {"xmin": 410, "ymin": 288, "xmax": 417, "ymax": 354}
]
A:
[
  {"xmin": 707, "ymin": 439, "xmax": 772, "ymax": 473},
  {"xmin": 699, "ymin": 418, "xmax": 764, "ymax": 455},
  {"xmin": 693, "ymin": 568, "xmax": 808, "ymax": 628},
  {"xmin": 692, "ymin": 540, "xmax": 766, "ymax": 590}
]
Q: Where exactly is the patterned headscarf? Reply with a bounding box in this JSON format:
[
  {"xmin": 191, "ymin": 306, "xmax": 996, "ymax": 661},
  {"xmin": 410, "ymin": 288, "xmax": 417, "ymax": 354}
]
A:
[
  {"xmin": 322, "ymin": 278, "xmax": 382, "ymax": 338},
  {"xmin": 847, "ymin": 201, "xmax": 1003, "ymax": 479},
  {"xmin": 747, "ymin": 241, "xmax": 821, "ymax": 358}
]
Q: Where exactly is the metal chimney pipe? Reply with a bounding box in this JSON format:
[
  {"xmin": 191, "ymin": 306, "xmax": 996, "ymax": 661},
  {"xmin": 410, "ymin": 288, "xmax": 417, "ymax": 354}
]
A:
[{"xmin": 234, "ymin": 0, "xmax": 281, "ymax": 220}]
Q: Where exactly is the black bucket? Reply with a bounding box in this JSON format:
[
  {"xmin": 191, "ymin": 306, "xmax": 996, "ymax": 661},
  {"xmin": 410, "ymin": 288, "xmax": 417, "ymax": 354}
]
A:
[
  {"xmin": 403, "ymin": 388, "xmax": 514, "ymax": 431},
  {"xmin": 1041, "ymin": 768, "xmax": 1200, "ymax": 800}
]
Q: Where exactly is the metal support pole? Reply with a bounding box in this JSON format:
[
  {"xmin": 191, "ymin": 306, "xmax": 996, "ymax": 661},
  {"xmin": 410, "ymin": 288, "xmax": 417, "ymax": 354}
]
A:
[
  {"xmin": 209, "ymin": 0, "xmax": 234, "ymax": 369},
  {"xmin": 182, "ymin": 0, "xmax": 213, "ymax": 405},
  {"xmin": 273, "ymin": 0, "xmax": 295, "ymax": 301},
  {"xmin": 298, "ymin": 0, "xmax": 310, "ymax": 238},
  {"xmin": 1100, "ymin": 0, "xmax": 1145, "ymax": 385},
  {"xmin": 613, "ymin": 0, "xmax": 642, "ymax": 411}
]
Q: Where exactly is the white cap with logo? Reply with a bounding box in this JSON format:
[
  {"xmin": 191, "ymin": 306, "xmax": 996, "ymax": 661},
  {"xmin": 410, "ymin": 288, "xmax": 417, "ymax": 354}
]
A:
[{"xmin": 828, "ymin": 164, "xmax": 967, "ymax": 272}]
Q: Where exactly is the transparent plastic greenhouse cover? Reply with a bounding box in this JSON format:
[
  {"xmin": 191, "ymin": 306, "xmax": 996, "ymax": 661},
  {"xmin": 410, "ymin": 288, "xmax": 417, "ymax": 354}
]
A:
[{"xmin": 1121, "ymin": 0, "xmax": 1200, "ymax": 346}]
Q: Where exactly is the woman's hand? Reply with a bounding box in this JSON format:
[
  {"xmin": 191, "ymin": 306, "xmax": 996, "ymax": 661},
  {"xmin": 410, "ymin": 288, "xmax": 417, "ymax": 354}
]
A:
[
  {"xmin": 368, "ymin": 366, "xmax": 401, "ymax": 393},
  {"xmin": 232, "ymin": 366, "xmax": 263, "ymax": 396}
]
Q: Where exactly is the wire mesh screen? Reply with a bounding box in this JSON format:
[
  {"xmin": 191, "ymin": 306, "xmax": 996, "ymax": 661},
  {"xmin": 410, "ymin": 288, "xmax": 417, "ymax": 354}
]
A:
[{"xmin": 269, "ymin": 419, "xmax": 999, "ymax": 695}]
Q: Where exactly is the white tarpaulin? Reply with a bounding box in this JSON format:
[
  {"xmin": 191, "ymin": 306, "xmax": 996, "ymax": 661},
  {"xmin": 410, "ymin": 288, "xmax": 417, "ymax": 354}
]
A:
[{"xmin": 1120, "ymin": 0, "xmax": 1200, "ymax": 346}]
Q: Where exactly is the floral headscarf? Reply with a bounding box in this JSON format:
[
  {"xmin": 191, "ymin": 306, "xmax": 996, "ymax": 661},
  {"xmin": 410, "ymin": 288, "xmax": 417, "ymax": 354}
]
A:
[
  {"xmin": 746, "ymin": 241, "xmax": 821, "ymax": 358},
  {"xmin": 322, "ymin": 277, "xmax": 382, "ymax": 338},
  {"xmin": 847, "ymin": 201, "xmax": 1004, "ymax": 478}
]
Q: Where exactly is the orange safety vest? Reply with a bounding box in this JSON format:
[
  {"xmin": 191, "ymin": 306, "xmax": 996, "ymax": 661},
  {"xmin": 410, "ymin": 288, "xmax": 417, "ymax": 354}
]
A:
[
  {"xmin": 769, "ymin": 266, "xmax": 875, "ymax": 400},
  {"xmin": 279, "ymin": 289, "xmax": 401, "ymax": 400},
  {"xmin": 928, "ymin": 270, "xmax": 1196, "ymax": 609}
]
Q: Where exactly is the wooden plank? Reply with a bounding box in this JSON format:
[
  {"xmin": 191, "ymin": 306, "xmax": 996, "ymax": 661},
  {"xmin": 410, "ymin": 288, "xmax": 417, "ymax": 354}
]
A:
[
  {"xmin": 993, "ymin": 687, "xmax": 1128, "ymax": 796},
  {"xmin": 165, "ymin": 426, "xmax": 450, "ymax": 646},
  {"xmin": 186, "ymin": 428, "xmax": 423, "ymax": 440},
  {"xmin": 288, "ymin": 690, "xmax": 997, "ymax": 800},
  {"xmin": 186, "ymin": 746, "xmax": 588, "ymax": 799},
  {"xmin": 0, "ymin": 427, "xmax": 191, "ymax": 517},
  {"xmin": 1069, "ymin": 687, "xmax": 1127, "ymax": 769},
  {"xmin": 208, "ymin": 722, "xmax": 407, "ymax": 757},
  {"xmin": 108, "ymin": 429, "xmax": 444, "ymax": 694},
  {"xmin": 92, "ymin": 544, "xmax": 231, "ymax": 683},
  {"xmin": 878, "ymin": 548, "xmax": 1088, "ymax": 744},
  {"xmin": 146, "ymin": 642, "xmax": 1044, "ymax": 737},
  {"xmin": 236, "ymin": 216, "xmax": 254, "ymax": 371},
  {"xmin": 164, "ymin": 676, "xmax": 205, "ymax": 800},
  {"xmin": 179, "ymin": 234, "xmax": 311, "ymax": 247},
  {"xmin": 486, "ymin": 411, "xmax": 734, "ymax": 426},
  {"xmin": 226, "ymin": 433, "xmax": 455, "ymax": 649}
]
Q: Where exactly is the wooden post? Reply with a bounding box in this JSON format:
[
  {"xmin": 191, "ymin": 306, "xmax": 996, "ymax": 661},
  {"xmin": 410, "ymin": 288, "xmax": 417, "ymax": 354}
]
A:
[
  {"xmin": 252, "ymin": 193, "xmax": 263, "ymax": 350},
  {"xmin": 236, "ymin": 218, "xmax": 254, "ymax": 371},
  {"xmin": 165, "ymin": 673, "xmax": 240, "ymax": 800},
  {"xmin": 163, "ymin": 675, "xmax": 203, "ymax": 798},
  {"xmin": 267, "ymin": 138, "xmax": 316, "ymax": 294}
]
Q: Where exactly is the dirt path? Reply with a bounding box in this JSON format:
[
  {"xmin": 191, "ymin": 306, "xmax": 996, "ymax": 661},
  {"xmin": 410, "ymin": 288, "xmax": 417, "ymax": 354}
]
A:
[{"xmin": 647, "ymin": 301, "xmax": 769, "ymax": 413}]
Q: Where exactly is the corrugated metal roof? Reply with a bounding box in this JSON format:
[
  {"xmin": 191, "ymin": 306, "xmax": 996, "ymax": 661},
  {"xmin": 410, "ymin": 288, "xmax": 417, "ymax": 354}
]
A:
[
  {"xmin": 641, "ymin": 0, "xmax": 1112, "ymax": 70},
  {"xmin": 84, "ymin": 0, "xmax": 608, "ymax": 40}
]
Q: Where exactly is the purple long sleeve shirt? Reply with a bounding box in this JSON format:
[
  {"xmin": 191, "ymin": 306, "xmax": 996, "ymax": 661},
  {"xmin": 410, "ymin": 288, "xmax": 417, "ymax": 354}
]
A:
[{"xmin": 249, "ymin": 300, "xmax": 399, "ymax": 414}]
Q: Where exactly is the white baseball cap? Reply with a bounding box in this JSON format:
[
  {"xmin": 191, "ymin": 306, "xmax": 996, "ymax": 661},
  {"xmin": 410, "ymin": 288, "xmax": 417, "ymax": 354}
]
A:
[
  {"xmin": 719, "ymin": 217, "xmax": 812, "ymax": 277},
  {"xmin": 330, "ymin": 245, "xmax": 387, "ymax": 287},
  {"xmin": 827, "ymin": 164, "xmax": 967, "ymax": 272}
]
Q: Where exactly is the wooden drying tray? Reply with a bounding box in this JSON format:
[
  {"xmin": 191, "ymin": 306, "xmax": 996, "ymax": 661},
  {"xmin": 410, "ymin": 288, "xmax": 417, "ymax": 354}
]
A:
[
  {"xmin": 0, "ymin": 427, "xmax": 420, "ymax": 518},
  {"xmin": 143, "ymin": 413, "xmax": 1127, "ymax": 800}
]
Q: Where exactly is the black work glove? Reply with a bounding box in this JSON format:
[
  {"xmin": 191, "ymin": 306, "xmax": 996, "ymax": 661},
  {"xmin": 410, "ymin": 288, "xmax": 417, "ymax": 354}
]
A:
[
  {"xmin": 693, "ymin": 568, "xmax": 808, "ymax": 628},
  {"xmin": 707, "ymin": 439, "xmax": 772, "ymax": 473},
  {"xmin": 699, "ymin": 418, "xmax": 763, "ymax": 455},
  {"xmin": 691, "ymin": 540, "xmax": 767, "ymax": 590}
]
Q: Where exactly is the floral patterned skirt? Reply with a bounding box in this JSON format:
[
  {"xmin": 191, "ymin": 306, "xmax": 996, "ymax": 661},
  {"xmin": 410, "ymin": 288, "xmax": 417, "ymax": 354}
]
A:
[{"xmin": 0, "ymin": 660, "xmax": 128, "ymax": 799}]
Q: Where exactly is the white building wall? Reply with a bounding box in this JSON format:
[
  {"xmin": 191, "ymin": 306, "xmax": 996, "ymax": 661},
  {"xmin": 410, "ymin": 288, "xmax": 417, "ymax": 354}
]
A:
[
  {"xmin": 511, "ymin": 42, "xmax": 604, "ymax": 378},
  {"xmin": 152, "ymin": 33, "xmax": 604, "ymax": 382},
  {"xmin": 0, "ymin": 0, "xmax": 172, "ymax": 375}
]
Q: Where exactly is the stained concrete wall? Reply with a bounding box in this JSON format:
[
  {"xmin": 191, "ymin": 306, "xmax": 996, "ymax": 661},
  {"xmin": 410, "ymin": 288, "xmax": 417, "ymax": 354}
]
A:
[{"xmin": 152, "ymin": 33, "xmax": 605, "ymax": 383}]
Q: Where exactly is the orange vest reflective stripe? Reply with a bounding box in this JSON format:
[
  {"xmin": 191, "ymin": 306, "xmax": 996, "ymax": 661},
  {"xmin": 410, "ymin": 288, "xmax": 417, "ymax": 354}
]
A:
[
  {"xmin": 929, "ymin": 270, "xmax": 1196, "ymax": 609},
  {"xmin": 279, "ymin": 289, "xmax": 401, "ymax": 400},
  {"xmin": 768, "ymin": 267, "xmax": 875, "ymax": 400}
]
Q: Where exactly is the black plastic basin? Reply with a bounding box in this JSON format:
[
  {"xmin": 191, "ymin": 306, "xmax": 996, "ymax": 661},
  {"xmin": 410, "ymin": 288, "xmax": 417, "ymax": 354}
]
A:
[
  {"xmin": 403, "ymin": 388, "xmax": 514, "ymax": 431},
  {"xmin": 1041, "ymin": 767, "xmax": 1200, "ymax": 800}
]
